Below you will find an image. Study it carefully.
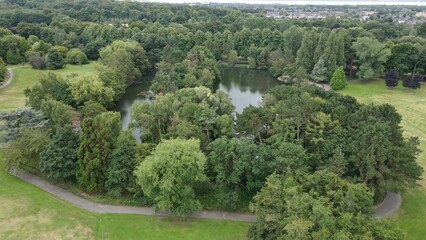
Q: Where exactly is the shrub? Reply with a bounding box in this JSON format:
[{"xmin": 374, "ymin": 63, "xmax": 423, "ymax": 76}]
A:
[
  {"xmin": 67, "ymin": 49, "xmax": 89, "ymax": 65},
  {"xmin": 384, "ymin": 69, "xmax": 399, "ymax": 87},
  {"xmin": 45, "ymin": 48, "xmax": 65, "ymax": 70},
  {"xmin": 402, "ymin": 74, "xmax": 422, "ymax": 89},
  {"xmin": 330, "ymin": 67, "xmax": 347, "ymax": 90}
]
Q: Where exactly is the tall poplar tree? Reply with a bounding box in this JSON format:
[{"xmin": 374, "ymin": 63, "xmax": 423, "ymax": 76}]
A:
[{"xmin": 296, "ymin": 30, "xmax": 319, "ymax": 73}]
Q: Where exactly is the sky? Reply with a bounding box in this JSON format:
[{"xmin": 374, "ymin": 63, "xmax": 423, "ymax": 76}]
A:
[{"xmin": 135, "ymin": 0, "xmax": 426, "ymax": 6}]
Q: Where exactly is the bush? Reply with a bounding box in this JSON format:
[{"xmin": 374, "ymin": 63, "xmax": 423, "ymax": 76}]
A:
[
  {"xmin": 67, "ymin": 49, "xmax": 89, "ymax": 65},
  {"xmin": 330, "ymin": 66, "xmax": 347, "ymax": 90},
  {"xmin": 403, "ymin": 74, "xmax": 422, "ymax": 89},
  {"xmin": 28, "ymin": 53, "xmax": 45, "ymax": 70},
  {"xmin": 384, "ymin": 69, "xmax": 399, "ymax": 87},
  {"xmin": 45, "ymin": 48, "xmax": 65, "ymax": 70}
]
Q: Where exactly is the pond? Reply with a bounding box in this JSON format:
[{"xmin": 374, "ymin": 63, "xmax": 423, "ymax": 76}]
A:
[{"xmin": 116, "ymin": 68, "xmax": 280, "ymax": 131}]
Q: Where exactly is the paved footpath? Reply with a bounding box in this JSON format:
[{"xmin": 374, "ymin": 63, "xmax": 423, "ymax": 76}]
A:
[
  {"xmin": 12, "ymin": 170, "xmax": 397, "ymax": 219},
  {"xmin": 374, "ymin": 192, "xmax": 401, "ymax": 217},
  {"xmin": 13, "ymin": 170, "xmax": 257, "ymax": 222}
]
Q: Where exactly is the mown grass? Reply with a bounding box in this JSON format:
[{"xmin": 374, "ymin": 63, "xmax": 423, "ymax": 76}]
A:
[
  {"xmin": 340, "ymin": 79, "xmax": 426, "ymax": 240},
  {"xmin": 0, "ymin": 152, "xmax": 251, "ymax": 239},
  {"xmin": 0, "ymin": 63, "xmax": 97, "ymax": 110}
]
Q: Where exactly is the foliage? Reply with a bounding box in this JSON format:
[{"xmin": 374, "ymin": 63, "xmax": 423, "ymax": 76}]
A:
[
  {"xmin": 131, "ymin": 86, "xmax": 234, "ymax": 145},
  {"xmin": 69, "ymin": 74, "xmax": 114, "ymax": 107},
  {"xmin": 384, "ymin": 69, "xmax": 399, "ymax": 88},
  {"xmin": 402, "ymin": 74, "xmax": 422, "ymax": 89},
  {"xmin": 0, "ymin": 107, "xmax": 48, "ymax": 142},
  {"xmin": 386, "ymin": 43, "xmax": 425, "ymax": 76},
  {"xmin": 296, "ymin": 30, "xmax": 319, "ymax": 73},
  {"xmin": 66, "ymin": 48, "xmax": 88, "ymax": 65},
  {"xmin": 352, "ymin": 37, "xmax": 390, "ymax": 80},
  {"xmin": 25, "ymin": 73, "xmax": 74, "ymax": 110},
  {"xmin": 0, "ymin": 56, "xmax": 6, "ymax": 81},
  {"xmin": 45, "ymin": 47, "xmax": 65, "ymax": 70},
  {"xmin": 2, "ymin": 128, "xmax": 51, "ymax": 171},
  {"xmin": 105, "ymin": 130, "xmax": 138, "ymax": 196},
  {"xmin": 227, "ymin": 50, "xmax": 238, "ymax": 66},
  {"xmin": 135, "ymin": 138, "xmax": 207, "ymax": 217},
  {"xmin": 28, "ymin": 53, "xmax": 45, "ymax": 69},
  {"xmin": 77, "ymin": 111, "xmax": 121, "ymax": 192},
  {"xmin": 330, "ymin": 67, "xmax": 347, "ymax": 90},
  {"xmin": 249, "ymin": 171, "xmax": 404, "ymax": 240},
  {"xmin": 151, "ymin": 46, "xmax": 219, "ymax": 93},
  {"xmin": 99, "ymin": 40, "xmax": 149, "ymax": 84},
  {"xmin": 39, "ymin": 127, "xmax": 80, "ymax": 179},
  {"xmin": 80, "ymin": 100, "xmax": 107, "ymax": 119}
]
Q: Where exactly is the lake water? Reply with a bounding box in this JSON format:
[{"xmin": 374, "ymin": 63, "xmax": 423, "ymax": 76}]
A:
[{"xmin": 117, "ymin": 67, "xmax": 280, "ymax": 131}]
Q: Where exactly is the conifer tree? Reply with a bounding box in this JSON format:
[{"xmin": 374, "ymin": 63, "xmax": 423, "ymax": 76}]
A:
[
  {"xmin": 77, "ymin": 112, "xmax": 121, "ymax": 192},
  {"xmin": 330, "ymin": 67, "xmax": 347, "ymax": 90},
  {"xmin": 105, "ymin": 130, "xmax": 138, "ymax": 196}
]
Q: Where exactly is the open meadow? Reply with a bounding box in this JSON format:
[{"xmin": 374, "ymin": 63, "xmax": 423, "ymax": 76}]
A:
[
  {"xmin": 0, "ymin": 63, "xmax": 97, "ymax": 110},
  {"xmin": 341, "ymin": 80, "xmax": 426, "ymax": 240}
]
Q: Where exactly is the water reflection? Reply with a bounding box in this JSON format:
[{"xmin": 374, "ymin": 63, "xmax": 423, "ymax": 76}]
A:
[
  {"xmin": 216, "ymin": 68, "xmax": 279, "ymax": 113},
  {"xmin": 116, "ymin": 68, "xmax": 280, "ymax": 137}
]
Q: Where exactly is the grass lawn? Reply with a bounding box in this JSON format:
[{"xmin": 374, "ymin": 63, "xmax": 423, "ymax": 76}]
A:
[
  {"xmin": 340, "ymin": 79, "xmax": 426, "ymax": 240},
  {"xmin": 0, "ymin": 63, "xmax": 97, "ymax": 110},
  {"xmin": 0, "ymin": 152, "xmax": 250, "ymax": 239}
]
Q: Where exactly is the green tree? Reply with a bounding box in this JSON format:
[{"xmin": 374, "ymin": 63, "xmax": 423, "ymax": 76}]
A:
[
  {"xmin": 105, "ymin": 131, "xmax": 138, "ymax": 196},
  {"xmin": 66, "ymin": 48, "xmax": 89, "ymax": 65},
  {"xmin": 45, "ymin": 48, "xmax": 65, "ymax": 70},
  {"xmin": 311, "ymin": 56, "xmax": 329, "ymax": 83},
  {"xmin": 100, "ymin": 40, "xmax": 149, "ymax": 84},
  {"xmin": 386, "ymin": 43, "xmax": 426, "ymax": 76},
  {"xmin": 296, "ymin": 30, "xmax": 319, "ymax": 73},
  {"xmin": 69, "ymin": 74, "xmax": 114, "ymax": 107},
  {"xmin": 40, "ymin": 99, "xmax": 76, "ymax": 127},
  {"xmin": 352, "ymin": 37, "xmax": 390, "ymax": 80},
  {"xmin": 39, "ymin": 127, "xmax": 80, "ymax": 179},
  {"xmin": 268, "ymin": 49, "xmax": 286, "ymax": 77},
  {"xmin": 77, "ymin": 112, "xmax": 121, "ymax": 192},
  {"xmin": 282, "ymin": 26, "xmax": 305, "ymax": 63},
  {"xmin": 25, "ymin": 73, "xmax": 74, "ymax": 110},
  {"xmin": 330, "ymin": 67, "xmax": 347, "ymax": 90},
  {"xmin": 228, "ymin": 50, "xmax": 238, "ymax": 67},
  {"xmin": 80, "ymin": 100, "xmax": 107, "ymax": 119},
  {"xmin": 135, "ymin": 138, "xmax": 207, "ymax": 217},
  {"xmin": 3, "ymin": 129, "xmax": 51, "ymax": 171},
  {"xmin": 249, "ymin": 171, "xmax": 404, "ymax": 240}
]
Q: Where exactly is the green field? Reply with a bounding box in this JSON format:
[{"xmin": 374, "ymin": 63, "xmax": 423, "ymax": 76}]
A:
[
  {"xmin": 0, "ymin": 158, "xmax": 250, "ymax": 239},
  {"xmin": 341, "ymin": 79, "xmax": 426, "ymax": 240},
  {"xmin": 0, "ymin": 63, "xmax": 97, "ymax": 110}
]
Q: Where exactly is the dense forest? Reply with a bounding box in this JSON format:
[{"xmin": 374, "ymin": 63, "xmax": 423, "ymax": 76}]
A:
[{"xmin": 1, "ymin": 0, "xmax": 425, "ymax": 239}]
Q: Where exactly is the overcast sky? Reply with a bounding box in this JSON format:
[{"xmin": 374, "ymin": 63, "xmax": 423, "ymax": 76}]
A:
[{"xmin": 136, "ymin": 0, "xmax": 426, "ymax": 6}]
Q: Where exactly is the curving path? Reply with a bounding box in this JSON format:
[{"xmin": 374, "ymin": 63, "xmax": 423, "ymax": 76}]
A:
[
  {"xmin": 0, "ymin": 68, "xmax": 13, "ymax": 90},
  {"xmin": 12, "ymin": 170, "xmax": 256, "ymax": 222},
  {"xmin": 13, "ymin": 170, "xmax": 397, "ymax": 219},
  {"xmin": 374, "ymin": 192, "xmax": 401, "ymax": 217}
]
